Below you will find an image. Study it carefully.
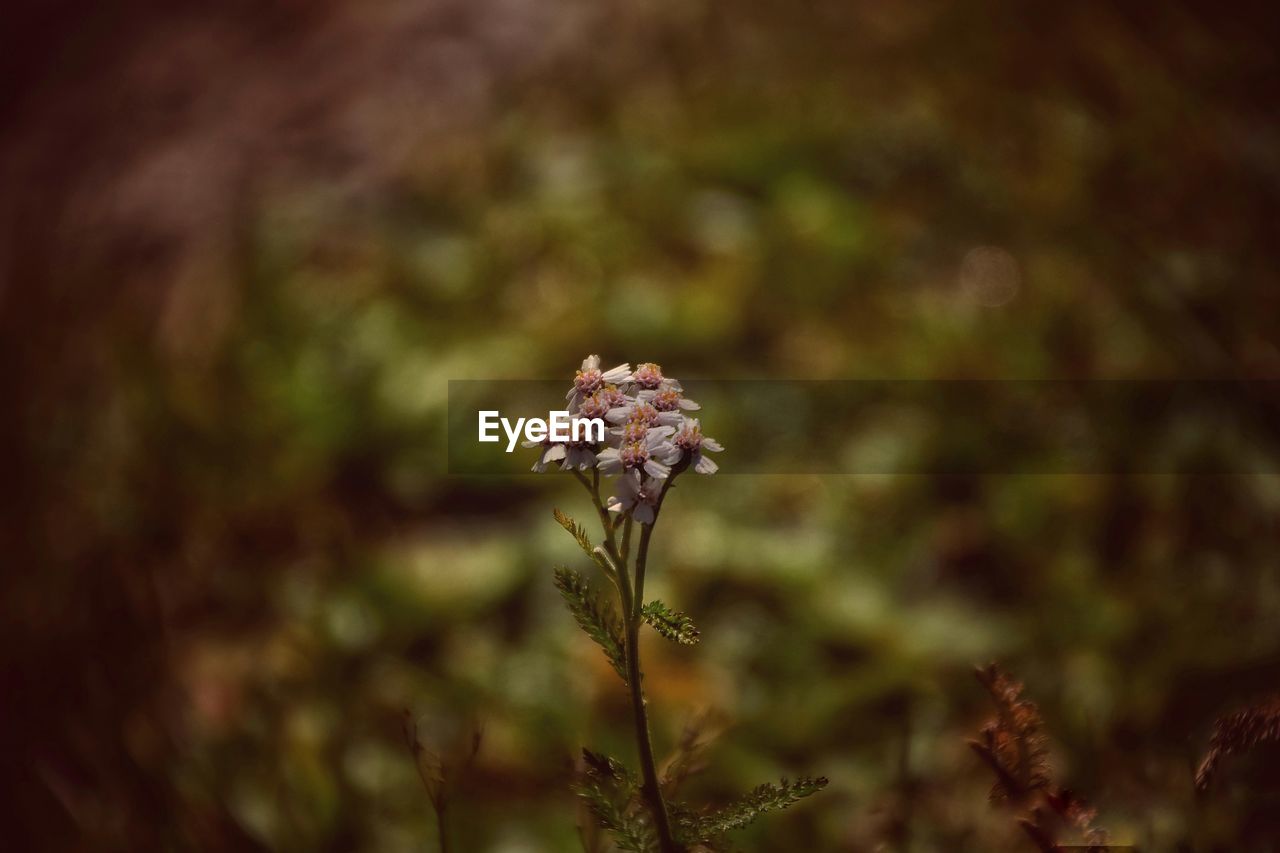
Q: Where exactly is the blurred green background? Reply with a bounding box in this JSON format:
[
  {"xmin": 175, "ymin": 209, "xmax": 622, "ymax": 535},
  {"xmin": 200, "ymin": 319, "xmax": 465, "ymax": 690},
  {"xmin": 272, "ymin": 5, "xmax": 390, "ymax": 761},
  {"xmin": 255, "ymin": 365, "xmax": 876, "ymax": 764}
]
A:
[{"xmin": 5, "ymin": 1, "xmax": 1280, "ymax": 850}]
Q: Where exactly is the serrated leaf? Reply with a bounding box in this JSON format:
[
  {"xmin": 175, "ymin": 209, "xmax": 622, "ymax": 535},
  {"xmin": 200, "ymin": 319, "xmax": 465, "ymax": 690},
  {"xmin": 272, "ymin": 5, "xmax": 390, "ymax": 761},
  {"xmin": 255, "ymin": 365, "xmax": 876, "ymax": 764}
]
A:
[
  {"xmin": 554, "ymin": 567, "xmax": 628, "ymax": 682},
  {"xmin": 554, "ymin": 508, "xmax": 618, "ymax": 585},
  {"xmin": 554, "ymin": 508, "xmax": 595, "ymax": 556},
  {"xmin": 574, "ymin": 749, "xmax": 658, "ymax": 853},
  {"xmin": 675, "ymin": 776, "xmax": 828, "ymax": 843},
  {"xmin": 641, "ymin": 600, "xmax": 701, "ymax": 645}
]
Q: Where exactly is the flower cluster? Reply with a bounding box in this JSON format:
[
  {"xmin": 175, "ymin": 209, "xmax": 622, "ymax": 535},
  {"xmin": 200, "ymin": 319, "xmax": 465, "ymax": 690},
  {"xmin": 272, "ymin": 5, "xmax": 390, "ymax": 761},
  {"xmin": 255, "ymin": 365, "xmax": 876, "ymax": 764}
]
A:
[{"xmin": 528, "ymin": 355, "xmax": 723, "ymax": 522}]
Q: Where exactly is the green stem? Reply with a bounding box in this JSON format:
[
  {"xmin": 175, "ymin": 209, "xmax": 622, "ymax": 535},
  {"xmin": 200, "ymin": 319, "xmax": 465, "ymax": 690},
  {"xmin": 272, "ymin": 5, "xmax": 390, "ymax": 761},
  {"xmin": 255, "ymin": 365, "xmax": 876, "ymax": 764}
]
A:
[
  {"xmin": 620, "ymin": 515, "xmax": 634, "ymax": 567},
  {"xmin": 573, "ymin": 468, "xmax": 617, "ymax": 559},
  {"xmin": 624, "ymin": 615, "xmax": 677, "ymax": 851},
  {"xmin": 631, "ymin": 473, "xmax": 677, "ymax": 620},
  {"xmin": 577, "ymin": 465, "xmax": 684, "ymax": 851},
  {"xmin": 624, "ymin": 473, "xmax": 681, "ymax": 851}
]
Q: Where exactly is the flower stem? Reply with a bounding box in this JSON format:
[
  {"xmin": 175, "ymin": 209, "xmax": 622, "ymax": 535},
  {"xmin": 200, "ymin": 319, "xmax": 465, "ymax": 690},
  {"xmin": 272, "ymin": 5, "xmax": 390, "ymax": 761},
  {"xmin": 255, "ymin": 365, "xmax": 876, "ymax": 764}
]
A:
[
  {"xmin": 620, "ymin": 515, "xmax": 634, "ymax": 566},
  {"xmin": 624, "ymin": 613, "xmax": 677, "ymax": 851},
  {"xmin": 631, "ymin": 472, "xmax": 678, "ymax": 619},
  {"xmin": 577, "ymin": 467, "xmax": 683, "ymax": 851},
  {"xmin": 625, "ymin": 473, "xmax": 682, "ymax": 852},
  {"xmin": 573, "ymin": 468, "xmax": 617, "ymax": 558}
]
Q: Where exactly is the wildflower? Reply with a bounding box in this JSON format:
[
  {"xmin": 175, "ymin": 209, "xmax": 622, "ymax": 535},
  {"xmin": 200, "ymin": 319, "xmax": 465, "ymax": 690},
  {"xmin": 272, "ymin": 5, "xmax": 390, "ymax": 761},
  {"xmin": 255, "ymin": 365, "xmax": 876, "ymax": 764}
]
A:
[
  {"xmin": 524, "ymin": 437, "xmax": 568, "ymax": 473},
  {"xmin": 522, "ymin": 415, "xmax": 602, "ymax": 471},
  {"xmin": 639, "ymin": 387, "xmax": 700, "ymax": 413},
  {"xmin": 596, "ymin": 426, "xmax": 680, "ymax": 479},
  {"xmin": 673, "ymin": 418, "xmax": 723, "ymax": 474},
  {"xmin": 568, "ymin": 355, "xmax": 631, "ymax": 410},
  {"xmin": 612, "ymin": 420, "xmax": 654, "ymax": 445},
  {"xmin": 607, "ymin": 473, "xmax": 664, "ymax": 524},
  {"xmin": 541, "ymin": 356, "xmax": 814, "ymax": 853},
  {"xmin": 605, "ymin": 400, "xmax": 682, "ymax": 429},
  {"xmin": 600, "ymin": 384, "xmax": 629, "ymax": 409},
  {"xmin": 631, "ymin": 362, "xmax": 669, "ymax": 391},
  {"xmin": 562, "ymin": 417, "xmax": 602, "ymax": 470},
  {"xmin": 577, "ymin": 389, "xmax": 614, "ymax": 420}
]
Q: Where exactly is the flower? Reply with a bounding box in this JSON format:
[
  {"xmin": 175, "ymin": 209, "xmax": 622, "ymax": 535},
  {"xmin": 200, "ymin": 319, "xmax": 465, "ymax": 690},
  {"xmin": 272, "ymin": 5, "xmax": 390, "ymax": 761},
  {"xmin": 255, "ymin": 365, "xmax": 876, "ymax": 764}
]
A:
[
  {"xmin": 607, "ymin": 473, "xmax": 664, "ymax": 524},
  {"xmin": 568, "ymin": 355, "xmax": 631, "ymax": 410},
  {"xmin": 639, "ymin": 387, "xmax": 700, "ymax": 413},
  {"xmin": 563, "ymin": 416, "xmax": 603, "ymax": 470},
  {"xmin": 530, "ymin": 357, "xmax": 724, "ymax": 478},
  {"xmin": 673, "ymin": 418, "xmax": 723, "ymax": 474},
  {"xmin": 523, "ymin": 438, "xmax": 567, "ymax": 473},
  {"xmin": 611, "ymin": 421, "xmax": 650, "ymax": 446},
  {"xmin": 523, "ymin": 415, "xmax": 600, "ymax": 472},
  {"xmin": 602, "ymin": 385, "xmax": 629, "ymax": 408},
  {"xmin": 604, "ymin": 400, "xmax": 682, "ymax": 429},
  {"xmin": 631, "ymin": 362, "xmax": 667, "ymax": 391},
  {"xmin": 596, "ymin": 426, "xmax": 680, "ymax": 479},
  {"xmin": 577, "ymin": 389, "xmax": 615, "ymax": 420}
]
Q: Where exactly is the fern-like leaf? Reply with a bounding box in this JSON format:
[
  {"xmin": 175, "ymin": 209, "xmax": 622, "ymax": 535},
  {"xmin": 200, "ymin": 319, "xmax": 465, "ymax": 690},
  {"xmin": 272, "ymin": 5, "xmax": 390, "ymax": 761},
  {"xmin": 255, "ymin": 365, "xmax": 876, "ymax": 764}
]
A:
[
  {"xmin": 1196, "ymin": 694, "xmax": 1280, "ymax": 792},
  {"xmin": 675, "ymin": 776, "xmax": 828, "ymax": 843},
  {"xmin": 554, "ymin": 567, "xmax": 627, "ymax": 682},
  {"xmin": 553, "ymin": 508, "xmax": 619, "ymax": 585},
  {"xmin": 641, "ymin": 600, "xmax": 701, "ymax": 645},
  {"xmin": 554, "ymin": 508, "xmax": 595, "ymax": 556},
  {"xmin": 575, "ymin": 749, "xmax": 659, "ymax": 853},
  {"xmin": 969, "ymin": 663, "xmax": 1050, "ymax": 803}
]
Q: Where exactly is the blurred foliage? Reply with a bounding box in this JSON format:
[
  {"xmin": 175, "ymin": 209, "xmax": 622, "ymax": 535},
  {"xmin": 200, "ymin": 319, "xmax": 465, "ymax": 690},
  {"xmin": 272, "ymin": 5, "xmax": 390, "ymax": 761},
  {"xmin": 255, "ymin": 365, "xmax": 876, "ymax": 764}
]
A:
[{"xmin": 5, "ymin": 0, "xmax": 1280, "ymax": 850}]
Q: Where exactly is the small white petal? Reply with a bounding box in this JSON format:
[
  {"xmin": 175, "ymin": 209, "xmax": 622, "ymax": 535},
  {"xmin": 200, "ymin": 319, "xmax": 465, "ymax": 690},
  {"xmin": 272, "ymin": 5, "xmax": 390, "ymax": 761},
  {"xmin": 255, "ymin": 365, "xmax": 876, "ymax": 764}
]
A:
[
  {"xmin": 601, "ymin": 364, "xmax": 632, "ymax": 384},
  {"xmin": 694, "ymin": 452, "xmax": 718, "ymax": 474},
  {"xmin": 644, "ymin": 459, "xmax": 671, "ymax": 479},
  {"xmin": 596, "ymin": 448, "xmax": 623, "ymax": 475}
]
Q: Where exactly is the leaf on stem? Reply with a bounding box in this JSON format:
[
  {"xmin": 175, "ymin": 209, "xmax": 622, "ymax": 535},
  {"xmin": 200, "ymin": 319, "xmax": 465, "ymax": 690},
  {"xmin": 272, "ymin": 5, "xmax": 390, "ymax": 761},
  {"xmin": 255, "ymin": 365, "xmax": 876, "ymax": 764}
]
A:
[
  {"xmin": 554, "ymin": 508, "xmax": 595, "ymax": 556},
  {"xmin": 554, "ymin": 567, "xmax": 627, "ymax": 682},
  {"xmin": 674, "ymin": 776, "xmax": 828, "ymax": 844},
  {"xmin": 969, "ymin": 663, "xmax": 1050, "ymax": 803},
  {"xmin": 1195, "ymin": 693, "xmax": 1280, "ymax": 792},
  {"xmin": 641, "ymin": 600, "xmax": 701, "ymax": 645},
  {"xmin": 574, "ymin": 749, "xmax": 659, "ymax": 853},
  {"xmin": 553, "ymin": 508, "xmax": 618, "ymax": 585}
]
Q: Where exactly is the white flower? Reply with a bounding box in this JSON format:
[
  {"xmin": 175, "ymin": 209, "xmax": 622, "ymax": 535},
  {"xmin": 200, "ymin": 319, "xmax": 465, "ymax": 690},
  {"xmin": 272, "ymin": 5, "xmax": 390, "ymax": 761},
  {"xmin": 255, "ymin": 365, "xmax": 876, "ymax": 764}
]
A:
[
  {"xmin": 596, "ymin": 426, "xmax": 680, "ymax": 479},
  {"xmin": 631, "ymin": 362, "xmax": 676, "ymax": 392},
  {"xmin": 607, "ymin": 473, "xmax": 664, "ymax": 524},
  {"xmin": 673, "ymin": 418, "xmax": 723, "ymax": 474},
  {"xmin": 609, "ymin": 420, "xmax": 650, "ymax": 447},
  {"xmin": 523, "ymin": 439, "xmax": 567, "ymax": 473},
  {"xmin": 638, "ymin": 387, "xmax": 700, "ymax": 413},
  {"xmin": 577, "ymin": 389, "xmax": 614, "ymax": 420},
  {"xmin": 567, "ymin": 355, "xmax": 631, "ymax": 410},
  {"xmin": 604, "ymin": 400, "xmax": 682, "ymax": 429},
  {"xmin": 523, "ymin": 415, "xmax": 600, "ymax": 472},
  {"xmin": 562, "ymin": 432, "xmax": 599, "ymax": 471}
]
